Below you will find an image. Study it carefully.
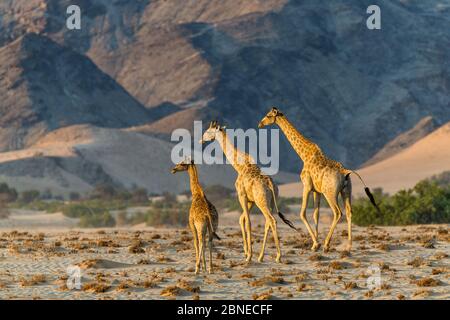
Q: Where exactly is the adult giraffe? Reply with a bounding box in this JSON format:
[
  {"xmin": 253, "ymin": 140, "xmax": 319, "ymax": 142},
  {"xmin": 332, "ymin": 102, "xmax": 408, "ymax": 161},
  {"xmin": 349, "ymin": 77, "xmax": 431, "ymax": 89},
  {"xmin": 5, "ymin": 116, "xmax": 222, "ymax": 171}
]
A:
[
  {"xmin": 258, "ymin": 107, "xmax": 380, "ymax": 252},
  {"xmin": 201, "ymin": 121, "xmax": 297, "ymax": 263}
]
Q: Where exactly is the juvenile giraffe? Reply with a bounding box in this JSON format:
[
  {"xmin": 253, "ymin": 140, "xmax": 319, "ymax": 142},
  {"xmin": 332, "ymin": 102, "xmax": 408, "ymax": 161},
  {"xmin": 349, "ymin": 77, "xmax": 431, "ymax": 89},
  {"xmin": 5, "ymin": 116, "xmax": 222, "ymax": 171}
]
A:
[
  {"xmin": 201, "ymin": 121, "xmax": 297, "ymax": 263},
  {"xmin": 258, "ymin": 107, "xmax": 380, "ymax": 252},
  {"xmin": 171, "ymin": 159, "xmax": 220, "ymax": 274}
]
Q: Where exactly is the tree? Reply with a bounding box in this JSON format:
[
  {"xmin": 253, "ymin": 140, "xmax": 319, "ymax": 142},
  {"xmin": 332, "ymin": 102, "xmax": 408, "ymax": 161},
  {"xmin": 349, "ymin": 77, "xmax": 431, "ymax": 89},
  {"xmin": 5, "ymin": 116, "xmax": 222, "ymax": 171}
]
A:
[
  {"xmin": 20, "ymin": 190, "xmax": 40, "ymax": 204},
  {"xmin": 0, "ymin": 200, "xmax": 10, "ymax": 219},
  {"xmin": 89, "ymin": 184, "xmax": 117, "ymax": 200},
  {"xmin": 0, "ymin": 183, "xmax": 18, "ymax": 203},
  {"xmin": 131, "ymin": 188, "xmax": 148, "ymax": 204}
]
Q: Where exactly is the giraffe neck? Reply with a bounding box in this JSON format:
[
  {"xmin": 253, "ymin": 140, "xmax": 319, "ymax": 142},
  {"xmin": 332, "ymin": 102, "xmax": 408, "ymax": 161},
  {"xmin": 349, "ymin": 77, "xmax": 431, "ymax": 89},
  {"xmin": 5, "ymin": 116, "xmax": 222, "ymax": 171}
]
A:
[
  {"xmin": 188, "ymin": 165, "xmax": 204, "ymax": 197},
  {"xmin": 275, "ymin": 115, "xmax": 318, "ymax": 162},
  {"xmin": 217, "ymin": 131, "xmax": 248, "ymax": 173}
]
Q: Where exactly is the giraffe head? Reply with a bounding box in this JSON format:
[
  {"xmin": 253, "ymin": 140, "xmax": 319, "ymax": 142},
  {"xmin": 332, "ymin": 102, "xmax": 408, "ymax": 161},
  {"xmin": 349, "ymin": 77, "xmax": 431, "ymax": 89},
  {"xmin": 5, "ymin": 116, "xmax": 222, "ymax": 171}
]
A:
[
  {"xmin": 200, "ymin": 120, "xmax": 225, "ymax": 144},
  {"xmin": 171, "ymin": 157, "xmax": 194, "ymax": 174},
  {"xmin": 258, "ymin": 107, "xmax": 284, "ymax": 128}
]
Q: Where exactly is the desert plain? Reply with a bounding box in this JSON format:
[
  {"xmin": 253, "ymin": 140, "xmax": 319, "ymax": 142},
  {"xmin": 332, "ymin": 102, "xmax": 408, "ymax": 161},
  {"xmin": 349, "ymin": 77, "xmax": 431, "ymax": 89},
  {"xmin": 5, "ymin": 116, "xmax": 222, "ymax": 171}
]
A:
[{"xmin": 0, "ymin": 209, "xmax": 448, "ymax": 300}]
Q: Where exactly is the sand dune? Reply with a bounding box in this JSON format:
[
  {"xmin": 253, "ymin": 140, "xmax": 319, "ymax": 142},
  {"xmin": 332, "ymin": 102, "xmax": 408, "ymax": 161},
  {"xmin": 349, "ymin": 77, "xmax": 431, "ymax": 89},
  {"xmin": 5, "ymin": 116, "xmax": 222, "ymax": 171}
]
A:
[
  {"xmin": 280, "ymin": 122, "xmax": 450, "ymax": 197},
  {"xmin": 0, "ymin": 125, "xmax": 297, "ymax": 197}
]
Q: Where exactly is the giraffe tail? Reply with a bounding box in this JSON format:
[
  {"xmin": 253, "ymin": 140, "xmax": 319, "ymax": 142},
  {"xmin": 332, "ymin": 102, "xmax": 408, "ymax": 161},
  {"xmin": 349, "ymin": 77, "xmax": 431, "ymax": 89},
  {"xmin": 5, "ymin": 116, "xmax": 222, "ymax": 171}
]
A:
[
  {"xmin": 344, "ymin": 170, "xmax": 381, "ymax": 214},
  {"xmin": 268, "ymin": 180, "xmax": 299, "ymax": 231},
  {"xmin": 207, "ymin": 213, "xmax": 222, "ymax": 241},
  {"xmin": 278, "ymin": 211, "xmax": 298, "ymax": 231}
]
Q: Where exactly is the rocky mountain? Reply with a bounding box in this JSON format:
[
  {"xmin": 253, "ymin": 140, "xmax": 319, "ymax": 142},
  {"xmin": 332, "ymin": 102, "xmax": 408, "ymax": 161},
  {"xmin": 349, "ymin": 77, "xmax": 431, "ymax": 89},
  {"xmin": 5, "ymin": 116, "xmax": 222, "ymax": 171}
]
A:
[
  {"xmin": 0, "ymin": 33, "xmax": 154, "ymax": 151},
  {"xmin": 0, "ymin": 0, "xmax": 450, "ymax": 195}
]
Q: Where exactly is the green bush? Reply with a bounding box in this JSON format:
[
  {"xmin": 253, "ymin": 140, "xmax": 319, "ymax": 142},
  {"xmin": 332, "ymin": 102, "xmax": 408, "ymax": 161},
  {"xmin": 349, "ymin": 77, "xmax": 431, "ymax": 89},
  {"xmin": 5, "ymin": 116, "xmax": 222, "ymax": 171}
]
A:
[
  {"xmin": 0, "ymin": 201, "xmax": 10, "ymax": 219},
  {"xmin": 146, "ymin": 204, "xmax": 189, "ymax": 227},
  {"xmin": 0, "ymin": 183, "xmax": 18, "ymax": 203},
  {"xmin": 353, "ymin": 181, "xmax": 450, "ymax": 226},
  {"xmin": 62, "ymin": 204, "xmax": 99, "ymax": 218},
  {"xmin": 20, "ymin": 190, "xmax": 40, "ymax": 204},
  {"xmin": 23, "ymin": 201, "xmax": 63, "ymax": 213},
  {"xmin": 78, "ymin": 211, "xmax": 116, "ymax": 228}
]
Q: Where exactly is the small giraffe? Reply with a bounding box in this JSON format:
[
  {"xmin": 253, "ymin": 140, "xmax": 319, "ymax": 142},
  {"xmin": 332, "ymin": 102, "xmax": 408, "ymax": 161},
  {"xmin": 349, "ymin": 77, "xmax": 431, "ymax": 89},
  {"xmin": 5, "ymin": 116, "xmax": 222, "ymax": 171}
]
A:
[
  {"xmin": 171, "ymin": 158, "xmax": 220, "ymax": 274},
  {"xmin": 201, "ymin": 121, "xmax": 297, "ymax": 263},
  {"xmin": 258, "ymin": 107, "xmax": 380, "ymax": 252}
]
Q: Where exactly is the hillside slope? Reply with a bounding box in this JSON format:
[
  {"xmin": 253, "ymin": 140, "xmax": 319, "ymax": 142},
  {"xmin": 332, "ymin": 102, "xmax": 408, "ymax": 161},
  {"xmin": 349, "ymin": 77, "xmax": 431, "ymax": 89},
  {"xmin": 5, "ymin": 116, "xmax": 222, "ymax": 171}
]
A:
[{"xmin": 0, "ymin": 33, "xmax": 153, "ymax": 152}]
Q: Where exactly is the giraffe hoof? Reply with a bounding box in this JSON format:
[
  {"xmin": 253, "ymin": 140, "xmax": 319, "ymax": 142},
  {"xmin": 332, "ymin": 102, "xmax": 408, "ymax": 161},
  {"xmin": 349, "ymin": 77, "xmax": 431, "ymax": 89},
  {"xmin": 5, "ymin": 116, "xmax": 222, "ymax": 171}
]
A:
[
  {"xmin": 275, "ymin": 256, "xmax": 281, "ymax": 263},
  {"xmin": 322, "ymin": 246, "xmax": 330, "ymax": 253},
  {"xmin": 258, "ymin": 256, "xmax": 264, "ymax": 263},
  {"xmin": 311, "ymin": 243, "xmax": 321, "ymax": 251}
]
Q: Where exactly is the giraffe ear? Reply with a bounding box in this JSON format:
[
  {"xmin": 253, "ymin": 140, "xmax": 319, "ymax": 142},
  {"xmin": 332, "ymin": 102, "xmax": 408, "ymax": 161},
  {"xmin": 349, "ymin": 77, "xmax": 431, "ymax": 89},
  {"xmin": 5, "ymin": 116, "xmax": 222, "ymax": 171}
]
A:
[
  {"xmin": 273, "ymin": 108, "xmax": 283, "ymax": 116},
  {"xmin": 221, "ymin": 125, "xmax": 226, "ymax": 130}
]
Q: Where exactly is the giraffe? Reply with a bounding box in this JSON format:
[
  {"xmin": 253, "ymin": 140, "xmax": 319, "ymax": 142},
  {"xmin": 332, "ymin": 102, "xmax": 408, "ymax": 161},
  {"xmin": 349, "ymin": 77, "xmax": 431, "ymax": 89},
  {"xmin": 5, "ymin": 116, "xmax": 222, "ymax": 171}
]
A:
[
  {"xmin": 258, "ymin": 107, "xmax": 380, "ymax": 252},
  {"xmin": 171, "ymin": 158, "xmax": 220, "ymax": 274},
  {"xmin": 201, "ymin": 121, "xmax": 297, "ymax": 263}
]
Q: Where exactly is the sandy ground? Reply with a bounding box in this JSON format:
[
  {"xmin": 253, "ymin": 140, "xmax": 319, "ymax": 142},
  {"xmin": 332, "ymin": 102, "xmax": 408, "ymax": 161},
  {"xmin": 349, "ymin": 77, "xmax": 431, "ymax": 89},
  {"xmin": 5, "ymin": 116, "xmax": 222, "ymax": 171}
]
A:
[{"xmin": 0, "ymin": 209, "xmax": 448, "ymax": 300}]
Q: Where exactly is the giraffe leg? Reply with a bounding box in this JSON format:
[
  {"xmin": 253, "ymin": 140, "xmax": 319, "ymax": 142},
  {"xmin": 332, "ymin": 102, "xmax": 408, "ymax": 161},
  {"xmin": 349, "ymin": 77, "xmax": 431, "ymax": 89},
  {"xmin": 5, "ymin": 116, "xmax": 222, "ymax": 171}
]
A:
[
  {"xmin": 257, "ymin": 196, "xmax": 281, "ymax": 263},
  {"xmin": 239, "ymin": 202, "xmax": 253, "ymax": 259},
  {"xmin": 341, "ymin": 184, "xmax": 353, "ymax": 252},
  {"xmin": 312, "ymin": 192, "xmax": 321, "ymax": 239},
  {"xmin": 208, "ymin": 231, "xmax": 213, "ymax": 274},
  {"xmin": 299, "ymin": 188, "xmax": 320, "ymax": 251},
  {"xmin": 269, "ymin": 215, "xmax": 281, "ymax": 263},
  {"xmin": 258, "ymin": 221, "xmax": 270, "ymax": 262},
  {"xmin": 201, "ymin": 228, "xmax": 207, "ymax": 272},
  {"xmin": 237, "ymin": 190, "xmax": 252, "ymax": 263},
  {"xmin": 239, "ymin": 213, "xmax": 248, "ymax": 258},
  {"xmin": 192, "ymin": 225, "xmax": 200, "ymax": 274},
  {"xmin": 197, "ymin": 227, "xmax": 205, "ymax": 273},
  {"xmin": 323, "ymin": 194, "xmax": 342, "ymax": 252}
]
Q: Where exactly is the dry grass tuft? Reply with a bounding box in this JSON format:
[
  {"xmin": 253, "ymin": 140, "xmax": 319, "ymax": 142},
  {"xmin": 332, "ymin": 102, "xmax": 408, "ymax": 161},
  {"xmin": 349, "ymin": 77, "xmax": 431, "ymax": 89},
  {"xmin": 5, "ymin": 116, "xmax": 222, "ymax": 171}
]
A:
[
  {"xmin": 328, "ymin": 261, "xmax": 344, "ymax": 270},
  {"xmin": 377, "ymin": 243, "xmax": 390, "ymax": 251},
  {"xmin": 160, "ymin": 285, "xmax": 181, "ymax": 297},
  {"xmin": 431, "ymin": 268, "xmax": 446, "ymax": 275},
  {"xmin": 249, "ymin": 276, "xmax": 286, "ymax": 287},
  {"xmin": 433, "ymin": 252, "xmax": 448, "ymax": 260},
  {"xmin": 128, "ymin": 241, "xmax": 145, "ymax": 254},
  {"xmin": 412, "ymin": 289, "xmax": 431, "ymax": 298},
  {"xmin": 407, "ymin": 257, "xmax": 425, "ymax": 268},
  {"xmin": 177, "ymin": 279, "xmax": 200, "ymax": 293},
  {"xmin": 19, "ymin": 274, "xmax": 46, "ymax": 287},
  {"xmin": 308, "ymin": 254, "xmax": 323, "ymax": 261},
  {"xmin": 216, "ymin": 252, "xmax": 226, "ymax": 260},
  {"xmin": 252, "ymin": 290, "xmax": 273, "ymax": 300},
  {"xmin": 343, "ymin": 281, "xmax": 358, "ymax": 290},
  {"xmin": 77, "ymin": 259, "xmax": 99, "ymax": 269},
  {"xmin": 415, "ymin": 277, "xmax": 441, "ymax": 287},
  {"xmin": 82, "ymin": 282, "xmax": 111, "ymax": 293}
]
